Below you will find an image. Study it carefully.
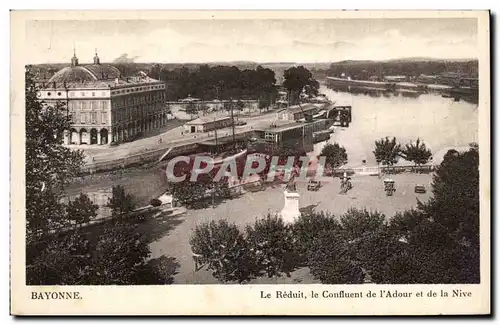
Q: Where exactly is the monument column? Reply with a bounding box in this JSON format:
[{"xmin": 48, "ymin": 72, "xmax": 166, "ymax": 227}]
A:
[{"xmin": 279, "ymin": 174, "xmax": 301, "ymax": 223}]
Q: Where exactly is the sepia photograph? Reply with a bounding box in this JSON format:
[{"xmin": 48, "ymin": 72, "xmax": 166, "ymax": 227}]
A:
[{"xmin": 10, "ymin": 10, "xmax": 490, "ymax": 315}]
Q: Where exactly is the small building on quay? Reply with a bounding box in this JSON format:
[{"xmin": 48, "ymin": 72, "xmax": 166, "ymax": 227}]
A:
[
  {"xmin": 37, "ymin": 50, "xmax": 168, "ymax": 145},
  {"xmin": 251, "ymin": 119, "xmax": 329, "ymax": 154},
  {"xmin": 276, "ymin": 103, "xmax": 323, "ymax": 121},
  {"xmin": 184, "ymin": 116, "xmax": 233, "ymax": 133}
]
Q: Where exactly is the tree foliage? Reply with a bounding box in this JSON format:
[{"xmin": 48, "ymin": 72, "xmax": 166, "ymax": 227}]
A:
[
  {"xmin": 66, "ymin": 193, "xmax": 99, "ymax": 226},
  {"xmin": 25, "ymin": 69, "xmax": 85, "ymax": 233},
  {"xmin": 401, "ymin": 138, "xmax": 432, "ymax": 166},
  {"xmin": 307, "ymin": 229, "xmax": 364, "ymax": 284},
  {"xmin": 152, "ymin": 64, "xmax": 277, "ymax": 104},
  {"xmin": 245, "ymin": 215, "xmax": 295, "ymax": 277},
  {"xmin": 424, "ymin": 145, "xmax": 480, "ymax": 264},
  {"xmin": 27, "ymin": 220, "xmax": 172, "ymax": 285},
  {"xmin": 107, "ymin": 185, "xmax": 136, "ymax": 217},
  {"xmin": 292, "ymin": 212, "xmax": 340, "ymax": 263},
  {"xmin": 168, "ymin": 173, "xmax": 231, "ymax": 208},
  {"xmin": 339, "ymin": 208, "xmax": 386, "ymax": 242},
  {"xmin": 283, "ymin": 66, "xmax": 319, "ymax": 105},
  {"xmin": 319, "ymin": 142, "xmax": 348, "ymax": 170},
  {"xmin": 190, "ymin": 220, "xmax": 252, "ymax": 283},
  {"xmin": 373, "ymin": 136, "xmax": 401, "ymax": 166}
]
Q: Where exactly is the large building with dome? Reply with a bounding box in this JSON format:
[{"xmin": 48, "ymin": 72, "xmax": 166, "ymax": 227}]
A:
[{"xmin": 37, "ymin": 51, "xmax": 168, "ymax": 145}]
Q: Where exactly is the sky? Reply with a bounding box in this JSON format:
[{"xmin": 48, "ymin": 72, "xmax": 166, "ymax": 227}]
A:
[{"xmin": 25, "ymin": 18, "xmax": 478, "ymax": 64}]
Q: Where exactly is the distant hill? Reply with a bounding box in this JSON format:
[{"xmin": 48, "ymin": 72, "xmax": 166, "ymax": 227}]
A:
[{"xmin": 29, "ymin": 57, "xmax": 478, "ymax": 81}]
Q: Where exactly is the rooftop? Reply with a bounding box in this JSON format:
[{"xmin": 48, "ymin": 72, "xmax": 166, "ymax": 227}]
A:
[
  {"xmin": 41, "ymin": 75, "xmax": 163, "ymax": 89},
  {"xmin": 41, "ymin": 50, "xmax": 162, "ymax": 89},
  {"xmin": 256, "ymin": 121, "xmax": 310, "ymax": 133},
  {"xmin": 185, "ymin": 115, "xmax": 232, "ymax": 125},
  {"xmin": 284, "ymin": 103, "xmax": 322, "ymax": 114}
]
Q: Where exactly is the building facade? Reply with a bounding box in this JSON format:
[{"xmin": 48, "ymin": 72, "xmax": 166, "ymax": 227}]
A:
[
  {"xmin": 276, "ymin": 103, "xmax": 322, "ymax": 121},
  {"xmin": 37, "ymin": 51, "xmax": 168, "ymax": 145}
]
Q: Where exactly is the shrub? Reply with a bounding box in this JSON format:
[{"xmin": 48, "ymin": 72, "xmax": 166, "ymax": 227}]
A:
[
  {"xmin": 292, "ymin": 212, "xmax": 340, "ymax": 263},
  {"xmin": 189, "ymin": 220, "xmax": 252, "ymax": 283},
  {"xmin": 150, "ymin": 198, "xmax": 162, "ymax": 207},
  {"xmin": 245, "ymin": 214, "xmax": 295, "ymax": 277}
]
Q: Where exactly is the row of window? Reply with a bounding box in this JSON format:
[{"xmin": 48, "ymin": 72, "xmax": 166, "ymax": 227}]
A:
[
  {"xmin": 112, "ymin": 103, "xmax": 164, "ymax": 122},
  {"xmin": 111, "ymin": 84, "xmax": 165, "ymax": 95},
  {"xmin": 111, "ymin": 92, "xmax": 165, "ymax": 109},
  {"xmin": 71, "ymin": 111, "xmax": 109, "ymax": 125},
  {"xmin": 67, "ymin": 91, "xmax": 108, "ymax": 98},
  {"xmin": 68, "ymin": 101, "xmax": 109, "ymax": 111}
]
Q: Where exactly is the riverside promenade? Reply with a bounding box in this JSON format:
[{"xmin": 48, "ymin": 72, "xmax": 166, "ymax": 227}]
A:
[{"xmin": 75, "ymin": 111, "xmax": 277, "ymax": 173}]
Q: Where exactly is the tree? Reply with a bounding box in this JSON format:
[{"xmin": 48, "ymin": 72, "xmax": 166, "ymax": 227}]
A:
[
  {"xmin": 89, "ymin": 221, "xmax": 152, "ymax": 285},
  {"xmin": 149, "ymin": 63, "xmax": 163, "ymax": 80},
  {"xmin": 292, "ymin": 212, "xmax": 341, "ymax": 263},
  {"xmin": 307, "ymin": 229, "xmax": 364, "ymax": 284},
  {"xmin": 66, "ymin": 193, "xmax": 99, "ymax": 226},
  {"xmin": 25, "ymin": 68, "xmax": 85, "ymax": 233},
  {"xmin": 339, "ymin": 208, "xmax": 386, "ymax": 242},
  {"xmin": 427, "ymin": 145, "xmax": 479, "ymax": 248},
  {"xmin": 27, "ymin": 220, "xmax": 175, "ymax": 285},
  {"xmin": 373, "ymin": 137, "xmax": 401, "ymax": 166},
  {"xmin": 283, "ymin": 66, "xmax": 319, "ymax": 105},
  {"xmin": 353, "ymin": 227, "xmax": 413, "ymax": 284},
  {"xmin": 190, "ymin": 220, "xmax": 252, "ymax": 283},
  {"xmin": 245, "ymin": 215, "xmax": 295, "ymax": 277},
  {"xmin": 107, "ymin": 185, "xmax": 136, "ymax": 217},
  {"xmin": 26, "ymin": 231, "xmax": 93, "ymax": 285},
  {"xmin": 401, "ymin": 138, "xmax": 432, "ymax": 167},
  {"xmin": 319, "ymin": 143, "xmax": 348, "ymax": 170}
]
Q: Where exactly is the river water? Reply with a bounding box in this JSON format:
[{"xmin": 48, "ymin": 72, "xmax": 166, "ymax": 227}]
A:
[
  {"xmin": 315, "ymin": 85, "xmax": 479, "ymax": 167},
  {"xmin": 69, "ymin": 85, "xmax": 479, "ymax": 206}
]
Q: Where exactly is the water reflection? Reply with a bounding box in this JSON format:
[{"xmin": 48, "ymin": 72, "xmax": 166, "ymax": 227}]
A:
[{"xmin": 328, "ymin": 85, "xmax": 423, "ymax": 99}]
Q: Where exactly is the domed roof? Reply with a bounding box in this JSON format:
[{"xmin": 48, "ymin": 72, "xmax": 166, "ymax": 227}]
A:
[
  {"xmin": 85, "ymin": 64, "xmax": 121, "ymax": 80},
  {"xmin": 48, "ymin": 64, "xmax": 121, "ymax": 84}
]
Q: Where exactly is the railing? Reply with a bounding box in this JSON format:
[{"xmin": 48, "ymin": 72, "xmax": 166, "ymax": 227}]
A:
[{"xmin": 330, "ymin": 164, "xmax": 434, "ymax": 177}]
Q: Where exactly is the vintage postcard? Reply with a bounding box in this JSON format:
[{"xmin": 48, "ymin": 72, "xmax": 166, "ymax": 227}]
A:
[{"xmin": 10, "ymin": 10, "xmax": 490, "ymax": 315}]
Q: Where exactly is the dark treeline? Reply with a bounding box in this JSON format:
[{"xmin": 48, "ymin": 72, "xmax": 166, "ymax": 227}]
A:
[
  {"xmin": 149, "ymin": 64, "xmax": 277, "ymax": 104},
  {"xmin": 326, "ymin": 60, "xmax": 479, "ymax": 80}
]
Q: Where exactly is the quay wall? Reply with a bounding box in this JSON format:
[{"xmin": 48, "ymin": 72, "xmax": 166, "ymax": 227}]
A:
[
  {"xmin": 81, "ymin": 131, "xmax": 255, "ymax": 174},
  {"xmin": 325, "ymin": 76, "xmax": 452, "ymax": 93}
]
